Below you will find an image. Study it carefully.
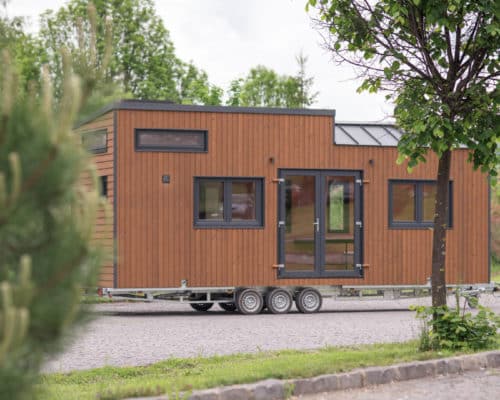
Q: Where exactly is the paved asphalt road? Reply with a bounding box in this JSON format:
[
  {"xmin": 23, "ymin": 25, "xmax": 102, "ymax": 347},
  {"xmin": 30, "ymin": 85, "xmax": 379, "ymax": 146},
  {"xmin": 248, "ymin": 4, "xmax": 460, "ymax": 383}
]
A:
[
  {"xmin": 43, "ymin": 294, "xmax": 500, "ymax": 373},
  {"xmin": 295, "ymin": 368, "xmax": 500, "ymax": 400}
]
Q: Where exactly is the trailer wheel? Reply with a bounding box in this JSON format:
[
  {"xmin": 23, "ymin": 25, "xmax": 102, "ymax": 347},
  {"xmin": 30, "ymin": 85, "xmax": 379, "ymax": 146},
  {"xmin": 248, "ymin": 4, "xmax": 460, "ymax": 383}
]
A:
[
  {"xmin": 237, "ymin": 289, "xmax": 264, "ymax": 315},
  {"xmin": 190, "ymin": 303, "xmax": 214, "ymax": 312},
  {"xmin": 296, "ymin": 288, "xmax": 322, "ymax": 313},
  {"xmin": 266, "ymin": 288, "xmax": 293, "ymax": 314},
  {"xmin": 219, "ymin": 302, "xmax": 237, "ymax": 312}
]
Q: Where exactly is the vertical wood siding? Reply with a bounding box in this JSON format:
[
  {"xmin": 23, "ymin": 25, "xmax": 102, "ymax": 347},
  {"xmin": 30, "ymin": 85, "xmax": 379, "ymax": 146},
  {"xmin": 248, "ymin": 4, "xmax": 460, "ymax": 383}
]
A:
[
  {"xmin": 76, "ymin": 111, "xmax": 115, "ymax": 287},
  {"xmin": 115, "ymin": 109, "xmax": 489, "ymax": 288}
]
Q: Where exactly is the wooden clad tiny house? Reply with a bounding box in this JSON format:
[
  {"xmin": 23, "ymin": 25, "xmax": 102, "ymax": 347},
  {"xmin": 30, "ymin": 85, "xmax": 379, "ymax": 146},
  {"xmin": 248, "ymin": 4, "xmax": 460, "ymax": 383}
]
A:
[{"xmin": 77, "ymin": 100, "xmax": 490, "ymax": 313}]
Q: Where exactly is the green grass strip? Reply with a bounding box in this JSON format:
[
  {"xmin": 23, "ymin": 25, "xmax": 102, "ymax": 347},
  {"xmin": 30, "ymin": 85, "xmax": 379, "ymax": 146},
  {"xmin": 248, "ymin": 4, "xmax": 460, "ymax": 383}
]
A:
[
  {"xmin": 38, "ymin": 340, "xmax": 499, "ymax": 400},
  {"xmin": 491, "ymin": 259, "xmax": 500, "ymax": 283}
]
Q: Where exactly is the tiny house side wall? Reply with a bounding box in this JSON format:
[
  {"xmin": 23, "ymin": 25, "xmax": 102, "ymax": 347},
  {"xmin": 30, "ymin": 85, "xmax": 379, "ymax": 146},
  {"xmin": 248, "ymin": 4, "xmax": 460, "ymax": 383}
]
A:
[
  {"xmin": 114, "ymin": 109, "xmax": 489, "ymax": 288},
  {"xmin": 76, "ymin": 111, "xmax": 115, "ymax": 287}
]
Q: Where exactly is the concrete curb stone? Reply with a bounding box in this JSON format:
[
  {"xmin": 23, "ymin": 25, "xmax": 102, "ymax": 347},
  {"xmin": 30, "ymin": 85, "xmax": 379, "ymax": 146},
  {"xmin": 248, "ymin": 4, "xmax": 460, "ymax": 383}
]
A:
[{"xmin": 125, "ymin": 350, "xmax": 500, "ymax": 400}]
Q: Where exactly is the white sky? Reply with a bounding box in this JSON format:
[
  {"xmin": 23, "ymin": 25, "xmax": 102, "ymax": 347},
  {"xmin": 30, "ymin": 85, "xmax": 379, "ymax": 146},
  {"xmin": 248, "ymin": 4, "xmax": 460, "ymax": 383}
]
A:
[{"xmin": 6, "ymin": 0, "xmax": 393, "ymax": 121}]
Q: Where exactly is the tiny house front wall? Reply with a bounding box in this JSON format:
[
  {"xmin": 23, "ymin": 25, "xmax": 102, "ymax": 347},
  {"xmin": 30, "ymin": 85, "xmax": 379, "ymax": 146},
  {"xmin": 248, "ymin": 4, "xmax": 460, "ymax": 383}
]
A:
[{"xmin": 115, "ymin": 109, "xmax": 489, "ymax": 289}]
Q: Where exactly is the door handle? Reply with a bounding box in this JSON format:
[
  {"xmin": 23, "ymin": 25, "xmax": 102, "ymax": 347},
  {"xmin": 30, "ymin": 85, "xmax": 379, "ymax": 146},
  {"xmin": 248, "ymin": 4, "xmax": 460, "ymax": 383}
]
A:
[{"xmin": 313, "ymin": 218, "xmax": 319, "ymax": 232}]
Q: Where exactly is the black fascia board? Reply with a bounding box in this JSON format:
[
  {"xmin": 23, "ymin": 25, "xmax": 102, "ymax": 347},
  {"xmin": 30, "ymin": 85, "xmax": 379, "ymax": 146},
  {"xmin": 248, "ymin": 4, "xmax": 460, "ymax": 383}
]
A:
[{"xmin": 75, "ymin": 99, "xmax": 336, "ymax": 128}]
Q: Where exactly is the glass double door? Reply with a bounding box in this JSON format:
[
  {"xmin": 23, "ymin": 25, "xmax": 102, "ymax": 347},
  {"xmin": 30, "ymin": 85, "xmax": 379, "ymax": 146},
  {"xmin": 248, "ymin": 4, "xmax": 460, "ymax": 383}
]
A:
[{"xmin": 278, "ymin": 170, "xmax": 363, "ymax": 278}]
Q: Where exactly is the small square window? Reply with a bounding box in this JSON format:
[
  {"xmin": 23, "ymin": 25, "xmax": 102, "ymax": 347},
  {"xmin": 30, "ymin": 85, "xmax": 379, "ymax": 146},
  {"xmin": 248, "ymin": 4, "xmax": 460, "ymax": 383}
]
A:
[
  {"xmin": 389, "ymin": 180, "xmax": 452, "ymax": 228},
  {"xmin": 82, "ymin": 129, "xmax": 107, "ymax": 154},
  {"xmin": 194, "ymin": 178, "xmax": 264, "ymax": 228},
  {"xmin": 135, "ymin": 129, "xmax": 207, "ymax": 152}
]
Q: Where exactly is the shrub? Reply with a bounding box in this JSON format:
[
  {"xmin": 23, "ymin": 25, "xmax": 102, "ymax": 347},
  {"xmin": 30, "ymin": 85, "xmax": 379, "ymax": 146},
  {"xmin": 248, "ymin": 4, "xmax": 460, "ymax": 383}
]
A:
[{"xmin": 412, "ymin": 291, "xmax": 500, "ymax": 351}]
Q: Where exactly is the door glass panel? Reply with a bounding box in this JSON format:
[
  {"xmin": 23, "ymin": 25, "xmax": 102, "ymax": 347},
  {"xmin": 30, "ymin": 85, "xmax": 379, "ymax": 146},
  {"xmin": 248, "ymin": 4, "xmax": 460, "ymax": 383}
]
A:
[
  {"xmin": 284, "ymin": 175, "xmax": 315, "ymax": 272},
  {"xmin": 324, "ymin": 176, "xmax": 355, "ymax": 271}
]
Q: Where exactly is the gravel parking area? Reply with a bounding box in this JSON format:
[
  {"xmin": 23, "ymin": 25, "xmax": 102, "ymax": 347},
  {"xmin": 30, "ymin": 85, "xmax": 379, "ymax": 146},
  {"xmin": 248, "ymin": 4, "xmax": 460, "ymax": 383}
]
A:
[{"xmin": 42, "ymin": 294, "xmax": 500, "ymax": 373}]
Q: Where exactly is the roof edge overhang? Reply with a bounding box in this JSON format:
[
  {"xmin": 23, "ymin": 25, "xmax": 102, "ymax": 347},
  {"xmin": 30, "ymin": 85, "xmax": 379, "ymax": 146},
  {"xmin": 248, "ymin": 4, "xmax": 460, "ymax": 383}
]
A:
[{"xmin": 75, "ymin": 99, "xmax": 336, "ymax": 128}]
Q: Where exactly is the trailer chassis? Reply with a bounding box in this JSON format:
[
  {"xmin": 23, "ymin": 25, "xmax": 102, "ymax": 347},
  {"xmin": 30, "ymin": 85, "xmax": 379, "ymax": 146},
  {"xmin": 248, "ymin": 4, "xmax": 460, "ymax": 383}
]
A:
[{"xmin": 99, "ymin": 282, "xmax": 496, "ymax": 314}]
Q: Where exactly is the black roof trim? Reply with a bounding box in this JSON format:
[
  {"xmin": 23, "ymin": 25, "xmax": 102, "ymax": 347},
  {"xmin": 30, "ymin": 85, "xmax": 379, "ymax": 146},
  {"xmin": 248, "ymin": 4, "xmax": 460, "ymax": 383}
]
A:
[{"xmin": 75, "ymin": 99, "xmax": 336, "ymax": 128}]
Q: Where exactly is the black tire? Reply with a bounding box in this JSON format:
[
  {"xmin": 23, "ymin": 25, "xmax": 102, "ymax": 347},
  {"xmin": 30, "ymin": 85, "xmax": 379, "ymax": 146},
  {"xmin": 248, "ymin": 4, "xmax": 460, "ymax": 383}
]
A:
[
  {"xmin": 266, "ymin": 288, "xmax": 293, "ymax": 314},
  {"xmin": 190, "ymin": 303, "xmax": 214, "ymax": 312},
  {"xmin": 295, "ymin": 288, "xmax": 322, "ymax": 313},
  {"xmin": 219, "ymin": 302, "xmax": 237, "ymax": 312},
  {"xmin": 236, "ymin": 288, "xmax": 264, "ymax": 315}
]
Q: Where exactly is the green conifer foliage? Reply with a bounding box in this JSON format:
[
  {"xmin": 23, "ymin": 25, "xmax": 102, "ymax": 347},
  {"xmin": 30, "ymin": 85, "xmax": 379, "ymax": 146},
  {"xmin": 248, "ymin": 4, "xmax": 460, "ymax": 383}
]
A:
[{"xmin": 0, "ymin": 36, "xmax": 104, "ymax": 400}]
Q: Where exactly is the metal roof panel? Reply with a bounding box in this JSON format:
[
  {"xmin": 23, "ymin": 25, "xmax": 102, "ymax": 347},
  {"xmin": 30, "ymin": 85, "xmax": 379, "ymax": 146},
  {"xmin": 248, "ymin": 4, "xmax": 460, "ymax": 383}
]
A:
[{"xmin": 335, "ymin": 123, "xmax": 405, "ymax": 147}]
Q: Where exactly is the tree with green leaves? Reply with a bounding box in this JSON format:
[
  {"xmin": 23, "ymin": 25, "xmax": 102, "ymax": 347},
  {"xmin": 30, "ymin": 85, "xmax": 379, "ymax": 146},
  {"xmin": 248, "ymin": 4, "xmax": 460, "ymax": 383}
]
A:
[
  {"xmin": 0, "ymin": 14, "xmax": 46, "ymax": 92},
  {"xmin": 308, "ymin": 0, "xmax": 499, "ymax": 307},
  {"xmin": 39, "ymin": 0, "xmax": 222, "ymax": 106},
  {"xmin": 0, "ymin": 4, "xmax": 107, "ymax": 397},
  {"xmin": 178, "ymin": 61, "xmax": 223, "ymax": 106},
  {"xmin": 227, "ymin": 54, "xmax": 318, "ymax": 107},
  {"xmin": 295, "ymin": 52, "xmax": 318, "ymax": 107}
]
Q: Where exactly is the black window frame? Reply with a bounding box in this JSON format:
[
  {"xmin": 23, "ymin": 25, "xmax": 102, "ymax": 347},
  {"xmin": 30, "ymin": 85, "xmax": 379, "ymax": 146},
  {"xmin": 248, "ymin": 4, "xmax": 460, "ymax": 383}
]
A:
[
  {"xmin": 135, "ymin": 128, "xmax": 208, "ymax": 153},
  {"xmin": 388, "ymin": 179, "xmax": 453, "ymax": 229},
  {"xmin": 194, "ymin": 177, "xmax": 264, "ymax": 228},
  {"xmin": 82, "ymin": 129, "xmax": 107, "ymax": 154}
]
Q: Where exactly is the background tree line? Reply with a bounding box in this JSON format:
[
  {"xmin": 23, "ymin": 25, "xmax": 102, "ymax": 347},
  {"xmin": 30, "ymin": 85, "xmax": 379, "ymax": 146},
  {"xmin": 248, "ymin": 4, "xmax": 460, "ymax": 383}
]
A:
[{"xmin": 1, "ymin": 0, "xmax": 318, "ymax": 120}]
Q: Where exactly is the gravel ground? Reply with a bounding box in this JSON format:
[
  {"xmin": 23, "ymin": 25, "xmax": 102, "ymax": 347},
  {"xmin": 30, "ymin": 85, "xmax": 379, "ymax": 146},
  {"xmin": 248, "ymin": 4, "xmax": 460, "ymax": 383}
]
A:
[
  {"xmin": 42, "ymin": 293, "xmax": 500, "ymax": 373},
  {"xmin": 297, "ymin": 368, "xmax": 500, "ymax": 400}
]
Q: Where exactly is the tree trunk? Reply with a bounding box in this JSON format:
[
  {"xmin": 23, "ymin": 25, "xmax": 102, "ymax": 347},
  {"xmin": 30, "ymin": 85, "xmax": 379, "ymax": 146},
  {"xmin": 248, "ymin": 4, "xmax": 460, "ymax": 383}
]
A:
[{"xmin": 431, "ymin": 149, "xmax": 452, "ymax": 307}]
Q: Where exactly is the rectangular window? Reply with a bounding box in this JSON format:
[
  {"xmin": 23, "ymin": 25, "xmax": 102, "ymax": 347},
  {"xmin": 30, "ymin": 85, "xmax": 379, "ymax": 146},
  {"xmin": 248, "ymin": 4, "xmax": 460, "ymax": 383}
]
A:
[
  {"xmin": 389, "ymin": 180, "xmax": 452, "ymax": 228},
  {"xmin": 135, "ymin": 128, "xmax": 207, "ymax": 152},
  {"xmin": 82, "ymin": 129, "xmax": 107, "ymax": 154},
  {"xmin": 99, "ymin": 176, "xmax": 108, "ymax": 198},
  {"xmin": 194, "ymin": 178, "xmax": 264, "ymax": 228}
]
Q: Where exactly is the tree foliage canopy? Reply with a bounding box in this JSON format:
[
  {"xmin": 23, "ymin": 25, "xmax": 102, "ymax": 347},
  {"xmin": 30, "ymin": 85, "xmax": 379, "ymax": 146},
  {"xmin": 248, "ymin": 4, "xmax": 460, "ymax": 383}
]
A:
[
  {"xmin": 309, "ymin": 0, "xmax": 499, "ymax": 174},
  {"xmin": 309, "ymin": 0, "xmax": 499, "ymax": 307},
  {"xmin": 227, "ymin": 53, "xmax": 318, "ymax": 108},
  {"xmin": 39, "ymin": 0, "xmax": 223, "ymax": 106},
  {"xmin": 0, "ymin": 15, "xmax": 46, "ymax": 91},
  {"xmin": 3, "ymin": 0, "xmax": 318, "ymax": 111}
]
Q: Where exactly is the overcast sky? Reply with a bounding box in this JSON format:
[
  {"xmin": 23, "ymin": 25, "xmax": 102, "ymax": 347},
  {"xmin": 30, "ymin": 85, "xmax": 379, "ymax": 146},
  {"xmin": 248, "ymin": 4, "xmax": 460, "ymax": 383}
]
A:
[{"xmin": 6, "ymin": 0, "xmax": 393, "ymax": 121}]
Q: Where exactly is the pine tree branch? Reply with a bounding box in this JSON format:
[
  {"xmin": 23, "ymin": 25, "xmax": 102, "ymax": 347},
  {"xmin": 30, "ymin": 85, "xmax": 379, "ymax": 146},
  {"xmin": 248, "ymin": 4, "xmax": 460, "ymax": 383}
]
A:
[{"xmin": 36, "ymin": 248, "xmax": 86, "ymax": 294}]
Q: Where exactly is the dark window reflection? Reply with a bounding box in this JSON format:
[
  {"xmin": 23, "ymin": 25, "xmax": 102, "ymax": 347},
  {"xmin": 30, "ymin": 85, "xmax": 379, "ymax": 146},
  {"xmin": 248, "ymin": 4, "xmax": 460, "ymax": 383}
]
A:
[
  {"xmin": 231, "ymin": 182, "xmax": 256, "ymax": 220},
  {"xmin": 392, "ymin": 183, "xmax": 416, "ymax": 222},
  {"xmin": 198, "ymin": 181, "xmax": 224, "ymax": 220},
  {"xmin": 422, "ymin": 183, "xmax": 437, "ymax": 222},
  {"xmin": 139, "ymin": 132, "xmax": 205, "ymax": 147}
]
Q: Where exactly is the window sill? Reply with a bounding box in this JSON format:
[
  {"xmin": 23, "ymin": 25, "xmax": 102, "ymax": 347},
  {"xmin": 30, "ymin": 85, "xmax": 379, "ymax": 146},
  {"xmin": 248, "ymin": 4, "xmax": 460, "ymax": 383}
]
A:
[
  {"xmin": 194, "ymin": 223, "xmax": 264, "ymax": 229},
  {"xmin": 389, "ymin": 224, "xmax": 453, "ymax": 230},
  {"xmin": 278, "ymin": 271, "xmax": 363, "ymax": 279}
]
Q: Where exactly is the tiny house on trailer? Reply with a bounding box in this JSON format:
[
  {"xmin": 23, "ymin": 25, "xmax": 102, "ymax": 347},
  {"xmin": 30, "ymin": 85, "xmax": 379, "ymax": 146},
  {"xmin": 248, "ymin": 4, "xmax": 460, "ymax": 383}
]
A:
[{"xmin": 77, "ymin": 99, "xmax": 491, "ymax": 314}]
